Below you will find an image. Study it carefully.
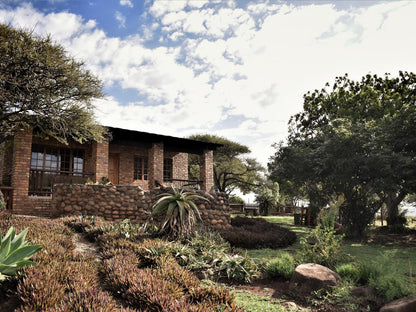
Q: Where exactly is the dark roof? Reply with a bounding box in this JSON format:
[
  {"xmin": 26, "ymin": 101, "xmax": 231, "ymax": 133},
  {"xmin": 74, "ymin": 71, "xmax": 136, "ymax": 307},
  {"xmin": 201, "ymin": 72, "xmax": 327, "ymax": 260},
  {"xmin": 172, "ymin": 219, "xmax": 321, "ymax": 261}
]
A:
[{"xmin": 107, "ymin": 126, "xmax": 221, "ymax": 154}]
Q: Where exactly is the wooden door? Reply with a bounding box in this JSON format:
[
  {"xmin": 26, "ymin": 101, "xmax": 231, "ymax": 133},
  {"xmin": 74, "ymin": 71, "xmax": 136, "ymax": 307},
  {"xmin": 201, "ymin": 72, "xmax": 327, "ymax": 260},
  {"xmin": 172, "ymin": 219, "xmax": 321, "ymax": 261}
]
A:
[{"xmin": 108, "ymin": 153, "xmax": 119, "ymax": 184}]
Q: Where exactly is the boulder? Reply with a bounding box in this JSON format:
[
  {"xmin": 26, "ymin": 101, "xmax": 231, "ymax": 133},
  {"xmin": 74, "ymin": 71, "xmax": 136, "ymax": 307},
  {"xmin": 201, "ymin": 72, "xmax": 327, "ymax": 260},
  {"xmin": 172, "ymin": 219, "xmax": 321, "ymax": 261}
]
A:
[
  {"xmin": 290, "ymin": 263, "xmax": 341, "ymax": 293},
  {"xmin": 380, "ymin": 296, "xmax": 416, "ymax": 312}
]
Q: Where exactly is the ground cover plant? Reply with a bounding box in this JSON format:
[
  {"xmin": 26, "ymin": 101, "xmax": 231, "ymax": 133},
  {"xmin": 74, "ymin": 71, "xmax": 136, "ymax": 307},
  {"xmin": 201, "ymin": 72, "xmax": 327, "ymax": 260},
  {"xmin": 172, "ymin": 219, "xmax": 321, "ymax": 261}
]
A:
[
  {"xmin": 1, "ymin": 212, "xmax": 415, "ymax": 312},
  {"xmin": 237, "ymin": 215, "xmax": 416, "ymax": 311},
  {"xmin": 220, "ymin": 216, "xmax": 297, "ymax": 249}
]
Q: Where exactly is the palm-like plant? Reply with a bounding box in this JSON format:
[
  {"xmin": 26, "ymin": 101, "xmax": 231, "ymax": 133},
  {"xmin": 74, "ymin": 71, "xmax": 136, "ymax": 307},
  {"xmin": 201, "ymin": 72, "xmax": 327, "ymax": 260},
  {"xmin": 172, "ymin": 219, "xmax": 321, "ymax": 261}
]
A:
[
  {"xmin": 152, "ymin": 188, "xmax": 207, "ymax": 238},
  {"xmin": 0, "ymin": 226, "xmax": 42, "ymax": 280}
]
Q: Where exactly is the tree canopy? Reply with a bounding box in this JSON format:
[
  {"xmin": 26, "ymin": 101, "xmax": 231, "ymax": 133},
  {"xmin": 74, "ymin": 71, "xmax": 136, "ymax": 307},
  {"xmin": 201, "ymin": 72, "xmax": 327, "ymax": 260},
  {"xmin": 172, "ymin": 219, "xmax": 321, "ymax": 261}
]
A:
[
  {"xmin": 188, "ymin": 134, "xmax": 264, "ymax": 194},
  {"xmin": 269, "ymin": 72, "xmax": 416, "ymax": 235},
  {"xmin": 0, "ymin": 24, "xmax": 105, "ymax": 144}
]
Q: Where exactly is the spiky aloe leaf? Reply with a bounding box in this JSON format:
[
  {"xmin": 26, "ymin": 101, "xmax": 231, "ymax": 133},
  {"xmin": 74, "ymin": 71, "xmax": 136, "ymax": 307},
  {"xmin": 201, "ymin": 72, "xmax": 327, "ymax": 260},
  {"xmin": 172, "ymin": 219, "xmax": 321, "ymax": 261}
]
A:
[
  {"xmin": 3, "ymin": 244, "xmax": 42, "ymax": 265},
  {"xmin": 0, "ymin": 235, "xmax": 11, "ymax": 262},
  {"xmin": 10, "ymin": 227, "xmax": 29, "ymax": 251},
  {"xmin": 1, "ymin": 226, "xmax": 16, "ymax": 249}
]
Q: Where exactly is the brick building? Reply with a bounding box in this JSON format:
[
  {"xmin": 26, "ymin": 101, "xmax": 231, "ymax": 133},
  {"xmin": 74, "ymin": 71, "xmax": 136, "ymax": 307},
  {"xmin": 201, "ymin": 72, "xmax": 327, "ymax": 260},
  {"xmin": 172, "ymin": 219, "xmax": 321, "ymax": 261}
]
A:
[{"xmin": 0, "ymin": 127, "xmax": 219, "ymax": 216}]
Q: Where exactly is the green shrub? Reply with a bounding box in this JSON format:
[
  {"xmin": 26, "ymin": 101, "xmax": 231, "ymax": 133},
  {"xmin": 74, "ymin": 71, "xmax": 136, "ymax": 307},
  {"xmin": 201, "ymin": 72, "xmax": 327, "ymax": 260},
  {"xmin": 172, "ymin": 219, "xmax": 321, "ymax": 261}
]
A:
[
  {"xmin": 265, "ymin": 252, "xmax": 295, "ymax": 280},
  {"xmin": 357, "ymin": 262, "xmax": 380, "ymax": 285},
  {"xmin": 152, "ymin": 187, "xmax": 206, "ymax": 238},
  {"xmin": 335, "ymin": 263, "xmax": 360, "ymax": 282},
  {"xmin": 370, "ymin": 273, "xmax": 412, "ymax": 302},
  {"xmin": 297, "ymin": 225, "xmax": 344, "ymax": 269},
  {"xmin": 0, "ymin": 226, "xmax": 42, "ymax": 280}
]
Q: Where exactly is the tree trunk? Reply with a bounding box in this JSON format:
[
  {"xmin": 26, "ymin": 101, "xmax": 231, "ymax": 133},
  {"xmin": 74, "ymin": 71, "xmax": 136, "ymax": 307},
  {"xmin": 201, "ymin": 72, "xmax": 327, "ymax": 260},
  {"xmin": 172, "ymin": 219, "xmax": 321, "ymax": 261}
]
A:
[{"xmin": 385, "ymin": 191, "xmax": 406, "ymax": 226}]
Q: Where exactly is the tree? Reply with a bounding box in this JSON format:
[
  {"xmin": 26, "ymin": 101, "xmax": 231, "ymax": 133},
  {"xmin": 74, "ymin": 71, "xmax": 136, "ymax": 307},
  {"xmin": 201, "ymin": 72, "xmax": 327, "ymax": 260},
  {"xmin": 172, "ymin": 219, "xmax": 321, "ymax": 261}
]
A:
[
  {"xmin": 255, "ymin": 182, "xmax": 279, "ymax": 216},
  {"xmin": 0, "ymin": 24, "xmax": 105, "ymax": 145},
  {"xmin": 270, "ymin": 72, "xmax": 416, "ymax": 234},
  {"xmin": 188, "ymin": 134, "xmax": 264, "ymax": 194}
]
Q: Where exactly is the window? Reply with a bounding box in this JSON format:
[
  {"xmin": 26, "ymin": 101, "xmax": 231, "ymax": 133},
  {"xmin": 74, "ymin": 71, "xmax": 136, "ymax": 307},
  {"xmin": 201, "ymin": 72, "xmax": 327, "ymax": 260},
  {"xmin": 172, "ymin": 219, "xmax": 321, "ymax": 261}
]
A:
[
  {"xmin": 134, "ymin": 156, "xmax": 148, "ymax": 180},
  {"xmin": 30, "ymin": 145, "xmax": 84, "ymax": 173},
  {"xmin": 29, "ymin": 145, "xmax": 86, "ymax": 195},
  {"xmin": 163, "ymin": 158, "xmax": 173, "ymax": 181}
]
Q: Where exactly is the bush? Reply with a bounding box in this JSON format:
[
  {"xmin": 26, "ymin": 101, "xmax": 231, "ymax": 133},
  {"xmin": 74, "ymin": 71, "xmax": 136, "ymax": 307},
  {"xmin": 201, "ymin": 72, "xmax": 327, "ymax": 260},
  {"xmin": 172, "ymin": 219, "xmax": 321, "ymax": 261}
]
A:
[
  {"xmin": 357, "ymin": 262, "xmax": 380, "ymax": 285},
  {"xmin": 265, "ymin": 252, "xmax": 295, "ymax": 280},
  {"xmin": 297, "ymin": 225, "xmax": 344, "ymax": 269},
  {"xmin": 221, "ymin": 217, "xmax": 297, "ymax": 249},
  {"xmin": 370, "ymin": 273, "xmax": 412, "ymax": 302},
  {"xmin": 335, "ymin": 263, "xmax": 360, "ymax": 282}
]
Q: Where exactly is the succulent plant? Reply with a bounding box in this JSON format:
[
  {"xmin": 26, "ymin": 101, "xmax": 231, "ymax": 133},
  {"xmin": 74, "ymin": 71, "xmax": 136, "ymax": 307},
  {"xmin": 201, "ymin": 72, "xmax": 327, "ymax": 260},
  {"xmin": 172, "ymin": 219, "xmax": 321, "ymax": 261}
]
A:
[{"xmin": 0, "ymin": 226, "xmax": 42, "ymax": 280}]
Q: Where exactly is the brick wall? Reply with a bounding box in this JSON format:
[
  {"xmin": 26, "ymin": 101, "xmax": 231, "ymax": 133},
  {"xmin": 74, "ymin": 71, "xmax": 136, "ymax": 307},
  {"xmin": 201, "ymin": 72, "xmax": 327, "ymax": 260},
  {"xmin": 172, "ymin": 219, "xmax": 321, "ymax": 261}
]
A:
[
  {"xmin": 52, "ymin": 185, "xmax": 232, "ymax": 230},
  {"xmin": 200, "ymin": 149, "xmax": 214, "ymax": 191},
  {"xmin": 171, "ymin": 152, "xmax": 188, "ymax": 181},
  {"xmin": 11, "ymin": 130, "xmax": 33, "ymax": 214},
  {"xmin": 149, "ymin": 142, "xmax": 163, "ymax": 189},
  {"xmin": 109, "ymin": 143, "xmax": 149, "ymax": 189},
  {"xmin": 92, "ymin": 141, "xmax": 109, "ymax": 182}
]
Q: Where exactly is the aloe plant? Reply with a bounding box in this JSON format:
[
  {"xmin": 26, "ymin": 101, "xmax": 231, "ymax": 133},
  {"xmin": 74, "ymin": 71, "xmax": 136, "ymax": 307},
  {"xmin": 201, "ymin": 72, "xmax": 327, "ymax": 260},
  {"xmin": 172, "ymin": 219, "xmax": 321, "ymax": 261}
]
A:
[
  {"xmin": 152, "ymin": 188, "xmax": 207, "ymax": 237},
  {"xmin": 0, "ymin": 226, "xmax": 42, "ymax": 280}
]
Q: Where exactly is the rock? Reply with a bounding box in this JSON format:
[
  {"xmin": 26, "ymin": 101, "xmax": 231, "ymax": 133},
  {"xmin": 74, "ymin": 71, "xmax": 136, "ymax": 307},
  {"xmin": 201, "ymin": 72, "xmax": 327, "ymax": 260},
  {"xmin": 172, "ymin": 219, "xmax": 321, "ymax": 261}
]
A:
[
  {"xmin": 290, "ymin": 263, "xmax": 341, "ymax": 293},
  {"xmin": 380, "ymin": 296, "xmax": 416, "ymax": 312}
]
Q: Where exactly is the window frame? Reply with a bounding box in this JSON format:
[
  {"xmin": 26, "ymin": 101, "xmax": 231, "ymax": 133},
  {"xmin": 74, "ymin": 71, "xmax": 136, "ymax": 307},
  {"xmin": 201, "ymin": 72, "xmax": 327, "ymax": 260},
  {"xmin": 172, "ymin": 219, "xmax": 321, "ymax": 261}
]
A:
[{"xmin": 134, "ymin": 156, "xmax": 148, "ymax": 180}]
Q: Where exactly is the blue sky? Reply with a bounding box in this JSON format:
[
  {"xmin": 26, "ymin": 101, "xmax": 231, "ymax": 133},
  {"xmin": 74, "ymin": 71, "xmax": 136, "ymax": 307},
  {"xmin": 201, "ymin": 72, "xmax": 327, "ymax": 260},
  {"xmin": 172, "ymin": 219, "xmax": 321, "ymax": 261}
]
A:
[{"xmin": 1, "ymin": 0, "xmax": 416, "ymax": 168}]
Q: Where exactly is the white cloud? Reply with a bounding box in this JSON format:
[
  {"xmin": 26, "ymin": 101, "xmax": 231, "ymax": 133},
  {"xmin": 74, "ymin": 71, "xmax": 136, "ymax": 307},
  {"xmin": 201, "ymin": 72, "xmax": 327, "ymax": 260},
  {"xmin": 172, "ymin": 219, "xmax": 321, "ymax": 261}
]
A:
[
  {"xmin": 115, "ymin": 11, "xmax": 126, "ymax": 28},
  {"xmin": 120, "ymin": 0, "xmax": 133, "ymax": 8},
  {"xmin": 2, "ymin": 1, "xmax": 416, "ymax": 167}
]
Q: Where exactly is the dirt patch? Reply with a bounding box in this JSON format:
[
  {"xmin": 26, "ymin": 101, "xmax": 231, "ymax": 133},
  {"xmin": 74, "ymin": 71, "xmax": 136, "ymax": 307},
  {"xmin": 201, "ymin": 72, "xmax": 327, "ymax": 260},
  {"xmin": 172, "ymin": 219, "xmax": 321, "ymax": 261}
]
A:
[{"xmin": 73, "ymin": 233, "xmax": 101, "ymax": 261}]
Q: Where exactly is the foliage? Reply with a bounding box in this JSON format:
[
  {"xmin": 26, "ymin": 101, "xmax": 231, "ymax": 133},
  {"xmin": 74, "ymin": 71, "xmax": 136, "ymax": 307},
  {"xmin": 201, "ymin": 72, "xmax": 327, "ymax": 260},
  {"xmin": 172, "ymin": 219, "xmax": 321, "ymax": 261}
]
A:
[
  {"xmin": 0, "ymin": 226, "xmax": 42, "ymax": 280},
  {"xmin": 335, "ymin": 263, "xmax": 361, "ymax": 283},
  {"xmin": 297, "ymin": 225, "xmax": 344, "ymax": 269},
  {"xmin": 0, "ymin": 23, "xmax": 105, "ymax": 144},
  {"xmin": 269, "ymin": 72, "xmax": 416, "ymax": 234},
  {"xmin": 255, "ymin": 182, "xmax": 279, "ymax": 216},
  {"xmin": 182, "ymin": 228, "xmax": 259, "ymax": 283},
  {"xmin": 365, "ymin": 252, "xmax": 413, "ymax": 301},
  {"xmin": 265, "ymin": 252, "xmax": 295, "ymax": 280},
  {"xmin": 188, "ymin": 134, "xmax": 265, "ymax": 194},
  {"xmin": 229, "ymin": 195, "xmax": 245, "ymax": 204},
  {"xmin": 221, "ymin": 217, "xmax": 297, "ymax": 249},
  {"xmin": 152, "ymin": 187, "xmax": 206, "ymax": 238}
]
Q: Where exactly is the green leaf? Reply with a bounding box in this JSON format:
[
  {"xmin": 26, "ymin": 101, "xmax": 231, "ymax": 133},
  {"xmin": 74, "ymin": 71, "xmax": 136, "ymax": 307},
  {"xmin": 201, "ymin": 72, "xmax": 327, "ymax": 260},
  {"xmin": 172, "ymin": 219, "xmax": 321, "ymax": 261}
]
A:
[
  {"xmin": 0, "ymin": 235, "xmax": 11, "ymax": 262},
  {"xmin": 3, "ymin": 245, "xmax": 42, "ymax": 265},
  {"xmin": 10, "ymin": 227, "xmax": 29, "ymax": 251},
  {"xmin": 1, "ymin": 226, "xmax": 16, "ymax": 249}
]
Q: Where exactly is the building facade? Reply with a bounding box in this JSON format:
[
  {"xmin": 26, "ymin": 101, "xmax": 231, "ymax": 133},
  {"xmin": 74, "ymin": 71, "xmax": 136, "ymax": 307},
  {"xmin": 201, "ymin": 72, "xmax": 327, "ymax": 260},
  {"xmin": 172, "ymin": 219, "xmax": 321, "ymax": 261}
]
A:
[{"xmin": 0, "ymin": 127, "xmax": 218, "ymax": 217}]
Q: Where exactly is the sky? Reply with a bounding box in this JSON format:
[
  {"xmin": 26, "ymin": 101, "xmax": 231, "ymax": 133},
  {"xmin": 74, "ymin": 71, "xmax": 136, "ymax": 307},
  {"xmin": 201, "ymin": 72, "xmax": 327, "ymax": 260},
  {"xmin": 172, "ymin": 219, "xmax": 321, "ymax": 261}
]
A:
[{"xmin": 1, "ymin": 0, "xmax": 416, "ymax": 168}]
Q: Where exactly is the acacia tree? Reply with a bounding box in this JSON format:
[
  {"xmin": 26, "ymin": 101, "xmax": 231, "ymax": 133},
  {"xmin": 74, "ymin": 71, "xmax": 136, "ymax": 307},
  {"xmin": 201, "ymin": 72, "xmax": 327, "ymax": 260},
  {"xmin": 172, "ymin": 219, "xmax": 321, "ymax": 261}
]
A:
[
  {"xmin": 188, "ymin": 134, "xmax": 264, "ymax": 194},
  {"xmin": 0, "ymin": 24, "xmax": 105, "ymax": 145},
  {"xmin": 270, "ymin": 72, "xmax": 416, "ymax": 232}
]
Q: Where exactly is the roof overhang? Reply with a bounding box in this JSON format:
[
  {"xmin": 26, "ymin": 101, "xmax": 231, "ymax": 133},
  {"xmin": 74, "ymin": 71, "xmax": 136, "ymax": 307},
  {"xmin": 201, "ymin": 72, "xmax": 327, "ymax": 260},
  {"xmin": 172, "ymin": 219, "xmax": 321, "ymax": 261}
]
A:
[{"xmin": 107, "ymin": 126, "xmax": 222, "ymax": 155}]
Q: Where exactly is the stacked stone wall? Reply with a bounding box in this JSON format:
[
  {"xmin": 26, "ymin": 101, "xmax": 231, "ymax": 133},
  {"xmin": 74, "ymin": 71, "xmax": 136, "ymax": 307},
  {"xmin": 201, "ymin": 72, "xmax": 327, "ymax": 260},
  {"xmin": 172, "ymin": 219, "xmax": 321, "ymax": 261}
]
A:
[{"xmin": 52, "ymin": 185, "xmax": 231, "ymax": 230}]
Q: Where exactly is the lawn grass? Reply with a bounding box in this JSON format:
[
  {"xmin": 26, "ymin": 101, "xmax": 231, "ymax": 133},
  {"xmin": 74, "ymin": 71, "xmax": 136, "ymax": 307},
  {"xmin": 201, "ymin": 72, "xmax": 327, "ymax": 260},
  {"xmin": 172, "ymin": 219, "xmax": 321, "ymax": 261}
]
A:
[
  {"xmin": 343, "ymin": 242, "xmax": 416, "ymax": 288},
  {"xmin": 233, "ymin": 290, "xmax": 301, "ymax": 312}
]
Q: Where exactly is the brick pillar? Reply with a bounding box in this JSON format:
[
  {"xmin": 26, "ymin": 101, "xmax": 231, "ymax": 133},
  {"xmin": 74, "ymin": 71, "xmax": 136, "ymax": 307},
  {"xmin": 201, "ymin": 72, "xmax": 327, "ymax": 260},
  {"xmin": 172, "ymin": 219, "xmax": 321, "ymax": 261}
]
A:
[
  {"xmin": 148, "ymin": 142, "xmax": 163, "ymax": 189},
  {"xmin": 173, "ymin": 153, "xmax": 188, "ymax": 180},
  {"xmin": 92, "ymin": 140, "xmax": 109, "ymax": 182},
  {"xmin": 200, "ymin": 149, "xmax": 214, "ymax": 191},
  {"xmin": 11, "ymin": 129, "xmax": 33, "ymax": 214}
]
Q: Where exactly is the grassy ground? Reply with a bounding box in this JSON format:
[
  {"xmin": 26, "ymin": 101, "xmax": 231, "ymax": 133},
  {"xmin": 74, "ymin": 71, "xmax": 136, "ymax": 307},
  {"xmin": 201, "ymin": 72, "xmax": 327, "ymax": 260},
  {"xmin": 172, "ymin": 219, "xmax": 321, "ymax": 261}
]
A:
[{"xmin": 234, "ymin": 214, "xmax": 416, "ymax": 311}]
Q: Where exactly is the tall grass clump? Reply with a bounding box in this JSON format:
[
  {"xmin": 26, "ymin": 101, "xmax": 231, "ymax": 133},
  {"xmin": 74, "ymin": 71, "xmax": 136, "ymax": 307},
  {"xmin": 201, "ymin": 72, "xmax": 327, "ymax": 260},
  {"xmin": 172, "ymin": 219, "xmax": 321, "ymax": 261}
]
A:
[{"xmin": 265, "ymin": 252, "xmax": 295, "ymax": 280}]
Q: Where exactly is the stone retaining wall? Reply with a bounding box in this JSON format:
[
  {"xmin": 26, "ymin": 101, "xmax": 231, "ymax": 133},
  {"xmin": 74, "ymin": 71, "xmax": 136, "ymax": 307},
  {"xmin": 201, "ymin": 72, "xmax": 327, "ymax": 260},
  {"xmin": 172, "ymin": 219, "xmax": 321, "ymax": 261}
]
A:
[{"xmin": 52, "ymin": 184, "xmax": 231, "ymax": 230}]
